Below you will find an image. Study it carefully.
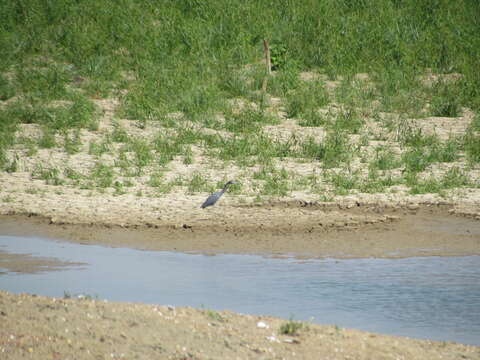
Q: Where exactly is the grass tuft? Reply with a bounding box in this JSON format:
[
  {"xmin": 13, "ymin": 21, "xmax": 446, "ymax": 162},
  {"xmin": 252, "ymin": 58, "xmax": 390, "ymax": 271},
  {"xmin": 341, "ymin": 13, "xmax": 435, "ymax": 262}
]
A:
[
  {"xmin": 429, "ymin": 80, "xmax": 461, "ymax": 117},
  {"xmin": 286, "ymin": 81, "xmax": 329, "ymax": 119},
  {"xmin": 279, "ymin": 318, "xmax": 304, "ymax": 336},
  {"xmin": 32, "ymin": 166, "xmax": 64, "ymax": 186},
  {"xmin": 91, "ymin": 163, "xmax": 115, "ymax": 188}
]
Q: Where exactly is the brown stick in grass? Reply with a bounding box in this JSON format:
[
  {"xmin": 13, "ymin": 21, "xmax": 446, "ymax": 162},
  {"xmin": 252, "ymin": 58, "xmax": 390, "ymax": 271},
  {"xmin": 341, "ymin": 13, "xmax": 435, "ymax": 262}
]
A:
[{"xmin": 261, "ymin": 39, "xmax": 271, "ymax": 93}]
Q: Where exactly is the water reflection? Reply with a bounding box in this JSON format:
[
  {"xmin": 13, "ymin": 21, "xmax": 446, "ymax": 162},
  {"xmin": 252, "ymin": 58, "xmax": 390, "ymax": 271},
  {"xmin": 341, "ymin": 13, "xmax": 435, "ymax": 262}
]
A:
[{"xmin": 0, "ymin": 235, "xmax": 479, "ymax": 345}]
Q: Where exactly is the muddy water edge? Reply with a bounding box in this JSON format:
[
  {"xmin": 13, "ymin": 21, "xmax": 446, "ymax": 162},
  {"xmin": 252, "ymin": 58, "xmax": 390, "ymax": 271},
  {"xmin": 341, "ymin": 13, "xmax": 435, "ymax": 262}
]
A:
[{"xmin": 0, "ymin": 204, "xmax": 479, "ymax": 259}]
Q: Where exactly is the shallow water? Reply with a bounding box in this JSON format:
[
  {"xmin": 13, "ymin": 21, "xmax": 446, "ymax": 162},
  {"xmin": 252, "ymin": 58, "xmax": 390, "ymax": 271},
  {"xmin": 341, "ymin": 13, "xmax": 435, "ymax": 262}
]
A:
[{"xmin": 0, "ymin": 235, "xmax": 479, "ymax": 345}]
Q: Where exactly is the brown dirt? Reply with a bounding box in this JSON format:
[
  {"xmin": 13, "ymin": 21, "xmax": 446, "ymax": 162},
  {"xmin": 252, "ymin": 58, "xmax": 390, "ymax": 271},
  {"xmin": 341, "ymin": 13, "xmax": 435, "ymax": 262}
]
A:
[
  {"xmin": 1, "ymin": 202, "xmax": 480, "ymax": 259},
  {"xmin": 1, "ymin": 291, "xmax": 478, "ymax": 360}
]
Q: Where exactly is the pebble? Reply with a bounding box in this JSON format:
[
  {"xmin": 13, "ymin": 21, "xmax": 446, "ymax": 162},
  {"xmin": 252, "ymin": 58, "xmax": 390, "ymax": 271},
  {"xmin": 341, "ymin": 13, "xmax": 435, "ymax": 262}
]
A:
[
  {"xmin": 257, "ymin": 321, "xmax": 269, "ymax": 329},
  {"xmin": 283, "ymin": 338, "xmax": 300, "ymax": 344},
  {"xmin": 407, "ymin": 204, "xmax": 419, "ymax": 210},
  {"xmin": 266, "ymin": 335, "xmax": 280, "ymax": 343}
]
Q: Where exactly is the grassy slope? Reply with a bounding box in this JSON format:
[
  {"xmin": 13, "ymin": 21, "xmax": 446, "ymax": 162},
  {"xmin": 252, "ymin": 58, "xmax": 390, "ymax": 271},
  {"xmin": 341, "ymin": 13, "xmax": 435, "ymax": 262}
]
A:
[{"xmin": 0, "ymin": 0, "xmax": 479, "ymax": 199}]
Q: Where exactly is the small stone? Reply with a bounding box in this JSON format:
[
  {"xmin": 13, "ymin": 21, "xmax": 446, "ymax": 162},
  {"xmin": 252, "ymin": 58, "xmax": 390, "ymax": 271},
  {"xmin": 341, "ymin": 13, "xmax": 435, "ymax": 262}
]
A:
[
  {"xmin": 257, "ymin": 321, "xmax": 269, "ymax": 329},
  {"xmin": 407, "ymin": 204, "xmax": 419, "ymax": 210},
  {"xmin": 266, "ymin": 335, "xmax": 280, "ymax": 343},
  {"xmin": 283, "ymin": 338, "xmax": 300, "ymax": 344}
]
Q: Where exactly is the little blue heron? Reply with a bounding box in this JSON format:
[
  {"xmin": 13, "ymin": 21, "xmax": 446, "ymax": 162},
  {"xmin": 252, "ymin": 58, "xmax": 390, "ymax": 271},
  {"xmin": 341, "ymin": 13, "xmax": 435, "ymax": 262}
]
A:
[{"xmin": 201, "ymin": 180, "xmax": 237, "ymax": 208}]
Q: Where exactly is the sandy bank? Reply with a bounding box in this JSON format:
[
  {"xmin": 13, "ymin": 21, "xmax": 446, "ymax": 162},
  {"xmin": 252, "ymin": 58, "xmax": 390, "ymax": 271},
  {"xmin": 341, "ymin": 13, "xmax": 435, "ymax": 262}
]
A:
[{"xmin": 0, "ymin": 291, "xmax": 478, "ymax": 360}]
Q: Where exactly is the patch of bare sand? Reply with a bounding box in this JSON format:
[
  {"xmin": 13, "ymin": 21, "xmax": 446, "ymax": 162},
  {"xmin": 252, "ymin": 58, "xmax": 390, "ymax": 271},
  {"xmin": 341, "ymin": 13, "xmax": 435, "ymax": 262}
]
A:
[
  {"xmin": 0, "ymin": 291, "xmax": 478, "ymax": 359},
  {"xmin": 412, "ymin": 108, "xmax": 473, "ymax": 140},
  {"xmin": 263, "ymin": 118, "xmax": 327, "ymax": 142}
]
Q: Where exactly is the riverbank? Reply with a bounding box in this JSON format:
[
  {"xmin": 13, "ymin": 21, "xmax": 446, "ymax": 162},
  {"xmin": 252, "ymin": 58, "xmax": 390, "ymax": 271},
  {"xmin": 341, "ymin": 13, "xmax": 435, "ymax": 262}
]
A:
[
  {"xmin": 0, "ymin": 290, "xmax": 478, "ymax": 360},
  {"xmin": 1, "ymin": 173, "xmax": 480, "ymax": 360},
  {"xmin": 0, "ymin": 197, "xmax": 479, "ymax": 259}
]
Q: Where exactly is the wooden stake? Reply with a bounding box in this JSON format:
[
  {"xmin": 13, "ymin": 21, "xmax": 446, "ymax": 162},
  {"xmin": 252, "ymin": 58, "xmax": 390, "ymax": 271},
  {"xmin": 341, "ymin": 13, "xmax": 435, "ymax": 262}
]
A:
[
  {"xmin": 263, "ymin": 39, "xmax": 271, "ymax": 75},
  {"xmin": 261, "ymin": 39, "xmax": 271, "ymax": 93}
]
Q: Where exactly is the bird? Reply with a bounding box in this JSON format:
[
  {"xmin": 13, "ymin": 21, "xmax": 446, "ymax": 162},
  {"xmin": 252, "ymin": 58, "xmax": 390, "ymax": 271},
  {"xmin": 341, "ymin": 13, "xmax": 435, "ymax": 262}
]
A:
[{"xmin": 201, "ymin": 180, "xmax": 237, "ymax": 208}]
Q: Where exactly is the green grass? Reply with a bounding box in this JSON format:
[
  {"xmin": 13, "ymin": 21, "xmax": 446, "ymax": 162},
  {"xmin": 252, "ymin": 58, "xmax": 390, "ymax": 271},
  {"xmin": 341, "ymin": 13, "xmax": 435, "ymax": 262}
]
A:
[
  {"xmin": 371, "ymin": 146, "xmax": 401, "ymax": 170},
  {"xmin": 320, "ymin": 131, "xmax": 352, "ymax": 168},
  {"xmin": 465, "ymin": 132, "xmax": 480, "ymax": 164},
  {"xmin": 0, "ymin": 74, "xmax": 15, "ymax": 101},
  {"xmin": 279, "ymin": 318, "xmax": 304, "ymax": 336},
  {"xmin": 205, "ymin": 310, "xmax": 225, "ymax": 323},
  {"xmin": 88, "ymin": 139, "xmax": 110, "ymax": 157},
  {"xmin": 471, "ymin": 114, "xmax": 480, "ymax": 132},
  {"xmin": 224, "ymin": 106, "xmax": 279, "ymax": 134},
  {"xmin": 335, "ymin": 77, "xmax": 376, "ymax": 109},
  {"xmin": 1, "ymin": 0, "xmax": 479, "ymax": 198},
  {"xmin": 374, "ymin": 70, "xmax": 426, "ymax": 116},
  {"xmin": 32, "ymin": 165, "xmax": 64, "ymax": 186},
  {"xmin": 2, "ymin": 195, "xmax": 14, "ymax": 203},
  {"xmin": 465, "ymin": 118, "xmax": 480, "ymax": 164},
  {"xmin": 210, "ymin": 133, "xmax": 296, "ymax": 165},
  {"xmin": 286, "ymin": 81, "xmax": 329, "ymax": 119},
  {"xmin": 217, "ymin": 67, "xmax": 252, "ymax": 98},
  {"xmin": 0, "ymin": 106, "xmax": 19, "ymax": 168},
  {"xmin": 406, "ymin": 167, "xmax": 473, "ymax": 195},
  {"xmin": 127, "ymin": 137, "xmax": 154, "ymax": 168},
  {"xmin": 361, "ymin": 169, "xmax": 401, "ymax": 194},
  {"xmin": 0, "ymin": 96, "xmax": 97, "ymax": 153},
  {"xmin": 268, "ymin": 64, "xmax": 300, "ymax": 97},
  {"xmin": 148, "ymin": 172, "xmax": 175, "ymax": 194},
  {"xmin": 187, "ymin": 172, "xmax": 211, "ymax": 194},
  {"xmin": 297, "ymin": 109, "xmax": 328, "ymax": 127},
  {"xmin": 1, "ymin": 1, "xmax": 479, "ymax": 109},
  {"xmin": 429, "ymin": 79, "xmax": 462, "ymax": 117},
  {"xmin": 111, "ymin": 123, "xmax": 129, "ymax": 143},
  {"xmin": 254, "ymin": 166, "xmax": 290, "ymax": 196},
  {"xmin": 17, "ymin": 136, "xmax": 38, "ymax": 156},
  {"xmin": 297, "ymin": 131, "xmax": 353, "ymax": 168},
  {"xmin": 16, "ymin": 62, "xmax": 73, "ymax": 101},
  {"xmin": 153, "ymin": 132, "xmax": 190, "ymax": 166},
  {"xmin": 401, "ymin": 133, "xmax": 461, "ymax": 173},
  {"xmin": 329, "ymin": 108, "xmax": 364, "ymax": 134},
  {"xmin": 325, "ymin": 170, "xmax": 359, "ymax": 195},
  {"xmin": 90, "ymin": 162, "xmax": 115, "ymax": 188},
  {"xmin": 64, "ymin": 130, "xmax": 82, "ymax": 154},
  {"xmin": 38, "ymin": 128, "xmax": 57, "ymax": 149},
  {"xmin": 64, "ymin": 167, "xmax": 84, "ymax": 186}
]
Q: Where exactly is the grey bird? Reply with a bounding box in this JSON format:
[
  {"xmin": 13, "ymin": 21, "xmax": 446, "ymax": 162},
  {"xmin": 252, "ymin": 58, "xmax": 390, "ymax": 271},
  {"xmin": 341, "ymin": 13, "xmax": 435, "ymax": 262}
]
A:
[{"xmin": 201, "ymin": 180, "xmax": 237, "ymax": 208}]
